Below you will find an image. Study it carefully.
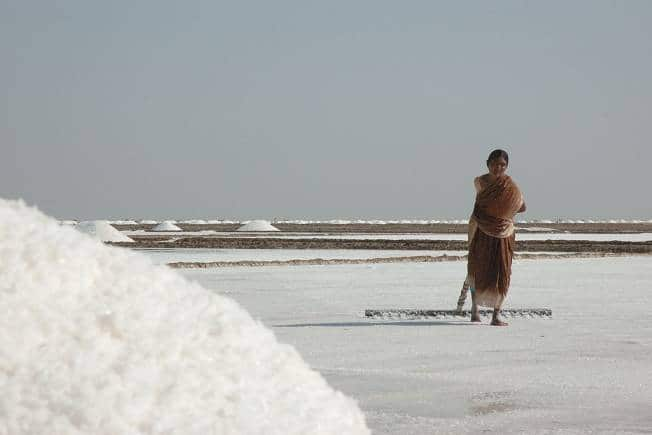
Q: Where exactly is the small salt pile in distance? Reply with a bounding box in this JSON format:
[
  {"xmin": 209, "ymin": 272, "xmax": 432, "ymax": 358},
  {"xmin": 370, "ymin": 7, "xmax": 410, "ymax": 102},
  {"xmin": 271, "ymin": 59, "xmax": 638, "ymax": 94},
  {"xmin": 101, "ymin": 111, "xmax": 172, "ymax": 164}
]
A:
[
  {"xmin": 76, "ymin": 220, "xmax": 133, "ymax": 242},
  {"xmin": 151, "ymin": 221, "xmax": 182, "ymax": 232},
  {"xmin": 236, "ymin": 220, "xmax": 280, "ymax": 232},
  {"xmin": 0, "ymin": 199, "xmax": 369, "ymax": 435}
]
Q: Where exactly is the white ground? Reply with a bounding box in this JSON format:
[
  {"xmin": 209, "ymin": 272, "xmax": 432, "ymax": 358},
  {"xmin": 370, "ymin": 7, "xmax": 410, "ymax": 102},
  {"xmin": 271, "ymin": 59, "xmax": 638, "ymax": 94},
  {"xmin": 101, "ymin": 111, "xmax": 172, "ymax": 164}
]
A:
[{"xmin": 178, "ymin": 256, "xmax": 652, "ymax": 434}]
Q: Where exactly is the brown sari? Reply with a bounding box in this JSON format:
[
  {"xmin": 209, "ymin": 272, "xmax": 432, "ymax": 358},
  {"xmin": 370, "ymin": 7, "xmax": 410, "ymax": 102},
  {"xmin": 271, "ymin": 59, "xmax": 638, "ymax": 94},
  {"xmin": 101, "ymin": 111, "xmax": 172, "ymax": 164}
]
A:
[{"xmin": 467, "ymin": 175, "xmax": 523, "ymax": 308}]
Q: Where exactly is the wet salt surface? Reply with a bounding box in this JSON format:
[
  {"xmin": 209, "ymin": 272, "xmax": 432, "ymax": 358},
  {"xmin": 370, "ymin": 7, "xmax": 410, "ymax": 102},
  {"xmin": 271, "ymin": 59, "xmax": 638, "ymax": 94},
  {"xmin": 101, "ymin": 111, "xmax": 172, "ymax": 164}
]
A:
[{"xmin": 185, "ymin": 257, "xmax": 652, "ymax": 434}]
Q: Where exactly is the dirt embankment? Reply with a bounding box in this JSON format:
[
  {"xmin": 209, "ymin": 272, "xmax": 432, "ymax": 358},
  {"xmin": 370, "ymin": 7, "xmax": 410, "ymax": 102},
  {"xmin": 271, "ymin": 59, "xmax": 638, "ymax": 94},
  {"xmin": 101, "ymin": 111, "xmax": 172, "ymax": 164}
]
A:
[
  {"xmin": 113, "ymin": 237, "xmax": 652, "ymax": 254},
  {"xmin": 165, "ymin": 251, "xmax": 642, "ymax": 269}
]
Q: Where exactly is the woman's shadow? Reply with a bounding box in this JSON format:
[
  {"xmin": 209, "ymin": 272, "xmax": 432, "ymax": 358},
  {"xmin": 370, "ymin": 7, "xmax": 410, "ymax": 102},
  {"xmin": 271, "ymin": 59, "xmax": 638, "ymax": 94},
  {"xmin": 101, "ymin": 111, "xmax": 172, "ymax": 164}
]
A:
[{"xmin": 274, "ymin": 320, "xmax": 475, "ymax": 328}]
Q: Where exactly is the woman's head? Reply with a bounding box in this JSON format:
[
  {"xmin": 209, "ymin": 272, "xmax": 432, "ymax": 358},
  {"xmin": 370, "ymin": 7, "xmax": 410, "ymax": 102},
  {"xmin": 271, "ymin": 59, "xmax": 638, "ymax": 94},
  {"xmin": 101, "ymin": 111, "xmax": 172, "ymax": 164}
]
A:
[{"xmin": 487, "ymin": 149, "xmax": 509, "ymax": 177}]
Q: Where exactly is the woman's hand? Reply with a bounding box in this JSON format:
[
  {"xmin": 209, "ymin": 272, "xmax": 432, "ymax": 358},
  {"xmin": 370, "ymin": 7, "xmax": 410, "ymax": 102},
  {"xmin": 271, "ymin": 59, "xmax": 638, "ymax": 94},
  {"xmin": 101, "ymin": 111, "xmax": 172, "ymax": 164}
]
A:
[{"xmin": 518, "ymin": 201, "xmax": 527, "ymax": 213}]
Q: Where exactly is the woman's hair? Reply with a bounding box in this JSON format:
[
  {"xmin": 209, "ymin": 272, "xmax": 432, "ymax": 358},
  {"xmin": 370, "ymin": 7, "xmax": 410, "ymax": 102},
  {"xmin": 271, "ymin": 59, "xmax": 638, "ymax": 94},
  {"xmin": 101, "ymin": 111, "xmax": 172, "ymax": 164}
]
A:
[{"xmin": 487, "ymin": 149, "xmax": 509, "ymax": 165}]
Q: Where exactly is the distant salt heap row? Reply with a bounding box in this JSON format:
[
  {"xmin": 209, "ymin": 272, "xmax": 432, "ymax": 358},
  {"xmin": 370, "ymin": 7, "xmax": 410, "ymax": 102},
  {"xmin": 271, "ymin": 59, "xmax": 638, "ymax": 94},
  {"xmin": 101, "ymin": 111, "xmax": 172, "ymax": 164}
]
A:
[
  {"xmin": 149, "ymin": 220, "xmax": 281, "ymax": 232},
  {"xmin": 0, "ymin": 199, "xmax": 368, "ymax": 435},
  {"xmin": 72, "ymin": 219, "xmax": 281, "ymax": 238}
]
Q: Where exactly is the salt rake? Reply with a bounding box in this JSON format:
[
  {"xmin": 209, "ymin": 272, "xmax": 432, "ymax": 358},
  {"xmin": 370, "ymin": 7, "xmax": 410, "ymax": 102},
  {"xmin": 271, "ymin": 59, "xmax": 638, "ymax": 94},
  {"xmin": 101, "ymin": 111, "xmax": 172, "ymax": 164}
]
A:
[{"xmin": 365, "ymin": 308, "xmax": 552, "ymax": 320}]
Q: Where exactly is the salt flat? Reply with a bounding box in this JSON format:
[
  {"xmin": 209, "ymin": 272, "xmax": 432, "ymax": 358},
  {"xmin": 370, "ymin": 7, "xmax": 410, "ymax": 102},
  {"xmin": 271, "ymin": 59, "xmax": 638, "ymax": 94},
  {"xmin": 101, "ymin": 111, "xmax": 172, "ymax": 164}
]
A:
[{"xmin": 182, "ymin": 256, "xmax": 652, "ymax": 434}]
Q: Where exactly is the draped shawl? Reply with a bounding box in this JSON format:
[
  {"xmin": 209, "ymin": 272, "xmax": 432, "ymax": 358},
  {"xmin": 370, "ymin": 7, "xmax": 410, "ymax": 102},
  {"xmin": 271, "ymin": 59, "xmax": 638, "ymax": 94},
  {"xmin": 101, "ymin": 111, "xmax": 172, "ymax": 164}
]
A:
[{"xmin": 467, "ymin": 175, "xmax": 523, "ymax": 308}]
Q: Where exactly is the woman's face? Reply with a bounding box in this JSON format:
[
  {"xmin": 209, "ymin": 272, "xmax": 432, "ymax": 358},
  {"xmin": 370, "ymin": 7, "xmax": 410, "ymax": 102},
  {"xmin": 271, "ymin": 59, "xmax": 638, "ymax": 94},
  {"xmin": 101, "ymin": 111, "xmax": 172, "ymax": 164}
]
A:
[{"xmin": 488, "ymin": 157, "xmax": 508, "ymax": 177}]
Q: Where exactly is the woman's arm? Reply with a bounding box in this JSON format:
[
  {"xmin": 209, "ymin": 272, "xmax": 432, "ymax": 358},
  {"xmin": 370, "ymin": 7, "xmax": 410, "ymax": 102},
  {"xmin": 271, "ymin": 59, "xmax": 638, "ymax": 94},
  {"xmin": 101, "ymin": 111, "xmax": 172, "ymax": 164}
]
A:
[{"xmin": 473, "ymin": 177, "xmax": 482, "ymax": 194}]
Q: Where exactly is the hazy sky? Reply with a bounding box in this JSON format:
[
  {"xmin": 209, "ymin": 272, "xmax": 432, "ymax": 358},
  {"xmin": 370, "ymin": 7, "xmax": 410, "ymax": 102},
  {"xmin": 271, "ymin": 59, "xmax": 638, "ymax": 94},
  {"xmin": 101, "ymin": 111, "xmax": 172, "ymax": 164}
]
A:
[{"xmin": 2, "ymin": 1, "xmax": 651, "ymax": 219}]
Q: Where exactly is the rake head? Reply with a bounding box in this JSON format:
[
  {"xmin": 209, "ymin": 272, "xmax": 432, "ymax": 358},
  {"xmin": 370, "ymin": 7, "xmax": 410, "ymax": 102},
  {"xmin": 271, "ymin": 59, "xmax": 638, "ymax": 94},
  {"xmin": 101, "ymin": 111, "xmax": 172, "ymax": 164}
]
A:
[{"xmin": 364, "ymin": 308, "xmax": 552, "ymax": 319}]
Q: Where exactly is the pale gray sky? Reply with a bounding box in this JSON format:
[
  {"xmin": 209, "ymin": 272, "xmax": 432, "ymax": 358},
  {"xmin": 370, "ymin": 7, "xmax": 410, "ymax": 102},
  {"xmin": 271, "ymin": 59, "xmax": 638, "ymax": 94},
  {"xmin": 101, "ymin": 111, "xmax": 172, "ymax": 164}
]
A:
[{"xmin": 2, "ymin": 1, "xmax": 651, "ymax": 220}]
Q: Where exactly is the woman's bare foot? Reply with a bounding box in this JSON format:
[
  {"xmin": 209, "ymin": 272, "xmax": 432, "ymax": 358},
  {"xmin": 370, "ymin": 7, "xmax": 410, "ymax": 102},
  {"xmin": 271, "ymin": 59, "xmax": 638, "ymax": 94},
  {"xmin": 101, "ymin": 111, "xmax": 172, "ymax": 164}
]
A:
[
  {"xmin": 470, "ymin": 295, "xmax": 481, "ymax": 322},
  {"xmin": 490, "ymin": 311, "xmax": 508, "ymax": 326},
  {"xmin": 471, "ymin": 306, "xmax": 481, "ymax": 322}
]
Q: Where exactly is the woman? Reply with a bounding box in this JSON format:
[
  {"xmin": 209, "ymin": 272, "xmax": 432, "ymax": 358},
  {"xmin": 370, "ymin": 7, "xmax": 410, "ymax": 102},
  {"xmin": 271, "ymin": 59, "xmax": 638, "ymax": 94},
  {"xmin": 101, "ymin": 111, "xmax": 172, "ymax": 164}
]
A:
[{"xmin": 457, "ymin": 149, "xmax": 526, "ymax": 326}]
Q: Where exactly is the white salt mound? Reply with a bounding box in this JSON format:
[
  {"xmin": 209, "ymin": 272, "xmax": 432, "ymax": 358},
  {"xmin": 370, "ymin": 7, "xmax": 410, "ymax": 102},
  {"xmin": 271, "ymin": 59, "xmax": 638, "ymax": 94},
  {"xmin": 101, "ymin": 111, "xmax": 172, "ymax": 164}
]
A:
[
  {"xmin": 151, "ymin": 221, "xmax": 182, "ymax": 232},
  {"xmin": 237, "ymin": 220, "xmax": 280, "ymax": 232},
  {"xmin": 76, "ymin": 220, "xmax": 133, "ymax": 242},
  {"xmin": 0, "ymin": 199, "xmax": 369, "ymax": 435}
]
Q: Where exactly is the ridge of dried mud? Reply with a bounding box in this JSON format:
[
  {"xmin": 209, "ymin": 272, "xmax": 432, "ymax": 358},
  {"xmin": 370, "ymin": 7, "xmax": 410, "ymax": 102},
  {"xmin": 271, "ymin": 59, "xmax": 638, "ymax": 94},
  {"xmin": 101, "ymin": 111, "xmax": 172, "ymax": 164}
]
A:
[
  {"xmin": 166, "ymin": 252, "xmax": 648, "ymax": 269},
  {"xmin": 113, "ymin": 237, "xmax": 652, "ymax": 254}
]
